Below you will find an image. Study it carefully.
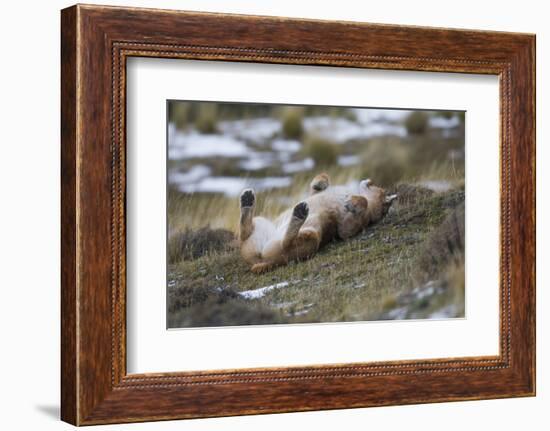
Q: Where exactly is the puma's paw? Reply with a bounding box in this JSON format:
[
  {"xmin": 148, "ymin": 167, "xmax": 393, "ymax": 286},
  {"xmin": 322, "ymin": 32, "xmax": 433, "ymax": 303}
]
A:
[
  {"xmin": 311, "ymin": 173, "xmax": 330, "ymax": 192},
  {"xmin": 344, "ymin": 201, "xmax": 358, "ymax": 214},
  {"xmin": 292, "ymin": 201, "xmax": 309, "ymax": 220},
  {"xmin": 251, "ymin": 262, "xmax": 271, "ymax": 274},
  {"xmin": 240, "ymin": 189, "xmax": 255, "ymax": 208}
]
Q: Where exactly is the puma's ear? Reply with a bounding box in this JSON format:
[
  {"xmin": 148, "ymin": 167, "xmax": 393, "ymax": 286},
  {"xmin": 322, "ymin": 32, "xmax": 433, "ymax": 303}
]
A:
[
  {"xmin": 359, "ymin": 179, "xmax": 372, "ymax": 191},
  {"xmin": 385, "ymin": 194, "xmax": 398, "ymax": 204}
]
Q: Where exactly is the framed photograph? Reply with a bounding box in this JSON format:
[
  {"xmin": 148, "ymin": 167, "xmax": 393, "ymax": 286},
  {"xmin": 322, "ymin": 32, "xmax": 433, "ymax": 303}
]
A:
[{"xmin": 61, "ymin": 4, "xmax": 535, "ymax": 425}]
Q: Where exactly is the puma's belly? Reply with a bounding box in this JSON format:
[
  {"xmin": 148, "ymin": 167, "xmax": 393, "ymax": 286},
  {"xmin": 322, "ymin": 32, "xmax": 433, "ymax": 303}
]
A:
[
  {"xmin": 252, "ymin": 217, "xmax": 278, "ymax": 243},
  {"xmin": 240, "ymin": 216, "xmax": 277, "ymax": 264},
  {"xmin": 272, "ymin": 186, "xmax": 356, "ymax": 239},
  {"xmin": 273, "ymin": 211, "xmax": 292, "ymax": 238},
  {"xmin": 305, "ymin": 188, "xmax": 352, "ymax": 213}
]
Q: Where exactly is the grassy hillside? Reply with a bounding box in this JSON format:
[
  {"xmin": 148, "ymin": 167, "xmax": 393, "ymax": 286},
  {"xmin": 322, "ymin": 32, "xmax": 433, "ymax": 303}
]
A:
[{"xmin": 167, "ymin": 184, "xmax": 465, "ymax": 328}]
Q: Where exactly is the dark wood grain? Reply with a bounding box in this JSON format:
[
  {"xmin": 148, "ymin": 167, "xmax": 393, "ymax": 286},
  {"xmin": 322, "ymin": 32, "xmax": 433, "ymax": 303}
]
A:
[
  {"xmin": 60, "ymin": 6, "xmax": 77, "ymax": 425},
  {"xmin": 60, "ymin": 4, "xmax": 536, "ymax": 425}
]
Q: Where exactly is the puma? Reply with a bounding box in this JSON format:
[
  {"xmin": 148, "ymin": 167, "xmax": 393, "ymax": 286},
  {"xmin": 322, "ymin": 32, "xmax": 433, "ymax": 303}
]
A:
[{"xmin": 239, "ymin": 173, "xmax": 397, "ymax": 273}]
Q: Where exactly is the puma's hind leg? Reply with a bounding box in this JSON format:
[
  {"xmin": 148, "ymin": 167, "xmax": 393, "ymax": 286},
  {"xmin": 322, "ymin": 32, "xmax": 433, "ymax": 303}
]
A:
[
  {"xmin": 258, "ymin": 203, "xmax": 321, "ymax": 272},
  {"xmin": 283, "ymin": 203, "xmax": 321, "ymax": 261},
  {"xmin": 239, "ymin": 189, "xmax": 256, "ymax": 242},
  {"xmin": 309, "ymin": 173, "xmax": 330, "ymax": 195},
  {"xmin": 255, "ymin": 227, "xmax": 321, "ymax": 273},
  {"xmin": 282, "ymin": 201, "xmax": 309, "ymax": 250},
  {"xmin": 255, "ymin": 202, "xmax": 311, "ymax": 271},
  {"xmin": 286, "ymin": 227, "xmax": 321, "ymax": 261}
]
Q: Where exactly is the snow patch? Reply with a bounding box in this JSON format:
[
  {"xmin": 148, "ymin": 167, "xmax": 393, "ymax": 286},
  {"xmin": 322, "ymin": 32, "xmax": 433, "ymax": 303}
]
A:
[
  {"xmin": 168, "ymin": 165, "xmax": 211, "ymax": 184},
  {"xmin": 429, "ymin": 115, "xmax": 461, "ymax": 129},
  {"xmin": 169, "ymin": 131, "xmax": 249, "ymax": 159},
  {"xmin": 271, "ymin": 139, "xmax": 301, "ymax": 153},
  {"xmin": 239, "ymin": 153, "xmax": 274, "ymax": 171},
  {"xmin": 218, "ymin": 117, "xmax": 281, "ymax": 143},
  {"xmin": 303, "ymin": 116, "xmax": 406, "ymax": 143},
  {"xmin": 177, "ymin": 176, "xmax": 292, "ymax": 197},
  {"xmin": 282, "ymin": 158, "xmax": 314, "ymax": 174},
  {"xmin": 353, "ymin": 108, "xmax": 409, "ymax": 124},
  {"xmin": 418, "ymin": 180, "xmax": 453, "ymax": 193},
  {"xmin": 338, "ymin": 155, "xmax": 361, "ymax": 166},
  {"xmin": 238, "ymin": 282, "xmax": 290, "ymax": 300}
]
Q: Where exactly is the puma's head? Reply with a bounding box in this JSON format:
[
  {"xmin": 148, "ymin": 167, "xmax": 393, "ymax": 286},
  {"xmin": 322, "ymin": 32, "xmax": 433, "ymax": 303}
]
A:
[{"xmin": 359, "ymin": 179, "xmax": 398, "ymax": 222}]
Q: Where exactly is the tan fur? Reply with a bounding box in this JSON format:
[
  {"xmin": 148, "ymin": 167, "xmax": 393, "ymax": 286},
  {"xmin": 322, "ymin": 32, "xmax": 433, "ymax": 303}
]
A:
[{"xmin": 239, "ymin": 174, "xmax": 397, "ymax": 273}]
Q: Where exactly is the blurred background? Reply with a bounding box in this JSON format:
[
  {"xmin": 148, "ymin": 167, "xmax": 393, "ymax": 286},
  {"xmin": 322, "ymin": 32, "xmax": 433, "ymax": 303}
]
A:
[{"xmin": 167, "ymin": 101, "xmax": 465, "ymax": 234}]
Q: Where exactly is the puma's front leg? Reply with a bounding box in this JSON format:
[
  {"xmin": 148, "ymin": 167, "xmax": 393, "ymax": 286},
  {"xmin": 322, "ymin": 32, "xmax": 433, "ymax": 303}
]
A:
[
  {"xmin": 239, "ymin": 189, "xmax": 256, "ymax": 242},
  {"xmin": 338, "ymin": 195, "xmax": 369, "ymax": 240},
  {"xmin": 309, "ymin": 172, "xmax": 330, "ymax": 195}
]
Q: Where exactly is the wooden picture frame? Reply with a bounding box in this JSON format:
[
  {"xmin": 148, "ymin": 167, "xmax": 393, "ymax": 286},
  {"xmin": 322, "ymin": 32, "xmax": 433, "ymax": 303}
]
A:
[{"xmin": 61, "ymin": 4, "xmax": 535, "ymax": 425}]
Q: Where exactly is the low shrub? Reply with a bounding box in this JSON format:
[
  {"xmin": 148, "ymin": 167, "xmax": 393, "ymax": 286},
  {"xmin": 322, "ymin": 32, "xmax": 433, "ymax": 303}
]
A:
[
  {"xmin": 281, "ymin": 108, "xmax": 304, "ymax": 139},
  {"xmin": 302, "ymin": 136, "xmax": 339, "ymax": 167},
  {"xmin": 405, "ymin": 111, "xmax": 429, "ymax": 135},
  {"xmin": 391, "ymin": 183, "xmax": 434, "ymax": 207},
  {"xmin": 416, "ymin": 203, "xmax": 465, "ymax": 280},
  {"xmin": 195, "ymin": 104, "xmax": 218, "ymax": 134},
  {"xmin": 167, "ymin": 283, "xmax": 241, "ymax": 314},
  {"xmin": 169, "ymin": 102, "xmax": 191, "ymax": 130},
  {"xmin": 360, "ymin": 137, "xmax": 412, "ymax": 187},
  {"xmin": 435, "ymin": 110, "xmax": 455, "ymax": 119},
  {"xmin": 168, "ymin": 226, "xmax": 235, "ymax": 263},
  {"xmin": 444, "ymin": 258, "xmax": 465, "ymax": 316},
  {"xmin": 168, "ymin": 298, "xmax": 287, "ymax": 328}
]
